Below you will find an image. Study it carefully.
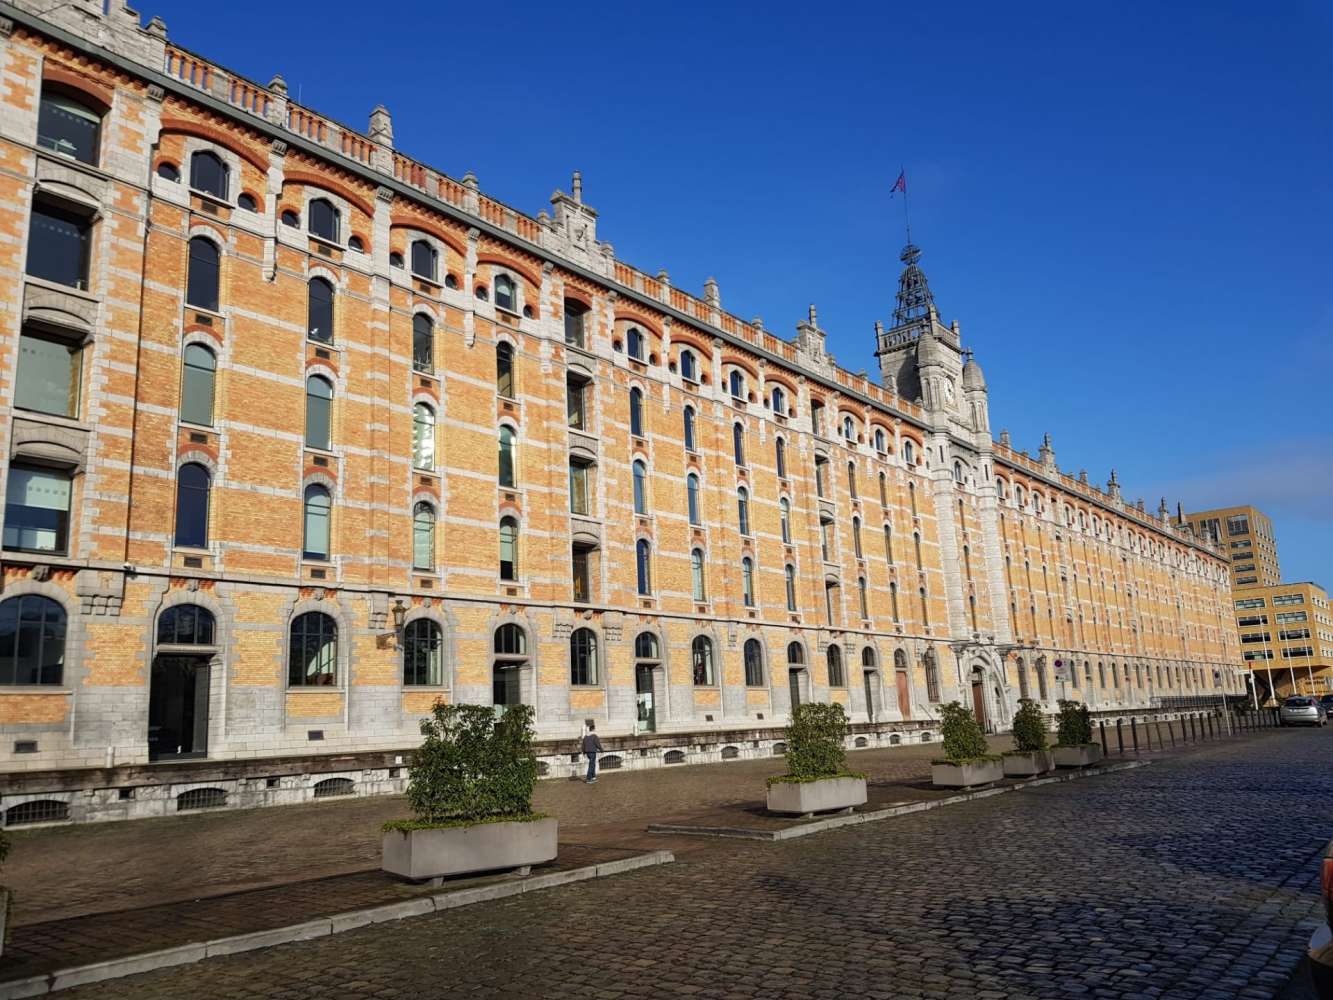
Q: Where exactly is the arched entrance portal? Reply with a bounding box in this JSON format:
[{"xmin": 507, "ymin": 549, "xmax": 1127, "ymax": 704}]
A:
[
  {"xmin": 970, "ymin": 666, "xmax": 987, "ymax": 732},
  {"xmin": 150, "ymin": 604, "xmax": 218, "ymax": 760}
]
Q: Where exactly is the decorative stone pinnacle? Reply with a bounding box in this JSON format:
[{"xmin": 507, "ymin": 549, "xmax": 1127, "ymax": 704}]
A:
[
  {"xmin": 572, "ymin": 171, "xmax": 582, "ymax": 203},
  {"xmin": 369, "ymin": 105, "xmax": 393, "ymax": 147},
  {"xmin": 268, "ymin": 74, "xmax": 288, "ymax": 95},
  {"xmin": 703, "ymin": 277, "xmax": 720, "ymax": 307},
  {"xmin": 808, "ymin": 303, "xmax": 818, "ymax": 325},
  {"xmin": 462, "ymin": 171, "xmax": 478, "ymax": 190}
]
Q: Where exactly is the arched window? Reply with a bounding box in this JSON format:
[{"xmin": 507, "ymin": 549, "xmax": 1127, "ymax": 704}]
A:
[
  {"xmin": 305, "ymin": 375, "xmax": 332, "ymax": 450},
  {"xmin": 413, "ymin": 502, "xmax": 435, "ymax": 570},
  {"xmin": 289, "ymin": 611, "xmax": 337, "ymax": 686},
  {"xmin": 498, "ymin": 425, "xmax": 516, "ymax": 487},
  {"xmin": 874, "ymin": 428, "xmax": 886, "ymax": 453},
  {"xmin": 629, "ymin": 387, "xmax": 644, "ymax": 437},
  {"xmin": 779, "ymin": 498, "xmax": 791, "ymax": 543},
  {"xmin": 924, "ymin": 650, "xmax": 940, "ymax": 702},
  {"xmin": 412, "ymin": 313, "xmax": 433, "ymax": 372},
  {"xmin": 627, "ymin": 327, "xmax": 645, "ymax": 360},
  {"xmin": 403, "ymin": 618, "xmax": 443, "ymax": 686},
  {"xmin": 308, "ymin": 198, "xmax": 339, "ymax": 242},
  {"xmin": 189, "ymin": 150, "xmax": 228, "ymax": 200},
  {"xmin": 634, "ymin": 631, "xmax": 660, "ymax": 660},
  {"xmin": 493, "ymin": 622, "xmax": 527, "ymax": 706},
  {"xmin": 914, "ymin": 532, "xmax": 923, "ymax": 571},
  {"xmin": 785, "ymin": 565, "xmax": 797, "ymax": 611},
  {"xmin": 0, "ymin": 595, "xmax": 66, "ymax": 685},
  {"xmin": 919, "ymin": 586, "xmax": 929, "ymax": 626},
  {"xmin": 728, "ymin": 369, "xmax": 744, "ymax": 399},
  {"xmin": 570, "ymin": 627, "xmax": 598, "ymax": 685},
  {"xmin": 883, "ymin": 524, "xmax": 894, "ymax": 564},
  {"xmin": 174, "ymin": 462, "xmax": 211, "ymax": 548},
  {"xmin": 774, "ymin": 437, "xmax": 787, "ymax": 479},
  {"xmin": 847, "ymin": 461, "xmax": 858, "ymax": 498},
  {"xmin": 827, "ymin": 644, "xmax": 844, "ymax": 687},
  {"xmin": 908, "ymin": 480, "xmax": 917, "ymax": 516},
  {"xmin": 743, "ymin": 638, "xmax": 764, "ymax": 686},
  {"xmin": 302, "ymin": 485, "xmax": 331, "ymax": 560},
  {"xmin": 633, "ymin": 459, "xmax": 649, "ymax": 515},
  {"xmin": 181, "ymin": 343, "xmax": 216, "ymax": 426},
  {"xmin": 852, "ymin": 517, "xmax": 863, "ymax": 558},
  {"xmin": 496, "ymin": 341, "xmax": 515, "ymax": 398},
  {"xmin": 496, "ymin": 623, "xmax": 527, "ymax": 656},
  {"xmin": 862, "ymin": 646, "xmax": 877, "ymax": 670},
  {"xmin": 953, "ymin": 461, "xmax": 964, "ymax": 483},
  {"xmin": 410, "ymin": 239, "xmax": 437, "ymax": 280},
  {"xmin": 787, "ymin": 641, "xmax": 805, "ymax": 666},
  {"xmin": 494, "ymin": 273, "xmax": 517, "ymax": 312},
  {"xmin": 741, "ymin": 556, "xmax": 755, "ymax": 606},
  {"xmin": 879, "ymin": 473, "xmax": 888, "ymax": 507},
  {"xmin": 692, "ymin": 635, "xmax": 715, "ymax": 685},
  {"xmin": 770, "ymin": 385, "xmax": 785, "ymax": 413},
  {"xmin": 499, "ymin": 516, "xmax": 518, "ymax": 580},
  {"xmin": 679, "ymin": 349, "xmax": 697, "ymax": 382},
  {"xmin": 903, "ymin": 440, "xmax": 915, "ymax": 465},
  {"xmin": 732, "ymin": 423, "xmax": 745, "ymax": 466},
  {"xmin": 186, "ymin": 236, "xmax": 219, "ymax": 311},
  {"xmin": 307, "ymin": 277, "xmax": 334, "ymax": 343},
  {"xmin": 412, "ymin": 403, "xmax": 435, "ymax": 470},
  {"xmin": 890, "ymin": 581, "xmax": 900, "ymax": 622},
  {"xmin": 636, "ymin": 539, "xmax": 652, "ymax": 595},
  {"xmin": 858, "ymin": 577, "xmax": 869, "ymax": 620},
  {"xmin": 691, "ymin": 548, "xmax": 707, "ymax": 601},
  {"xmin": 683, "ymin": 406, "xmax": 696, "ymax": 452},
  {"xmin": 737, "ymin": 487, "xmax": 750, "ymax": 536},
  {"xmin": 157, "ymin": 604, "xmax": 216, "ymax": 646},
  {"xmin": 38, "ymin": 89, "xmax": 102, "ymax": 165},
  {"xmin": 687, "ymin": 473, "xmax": 701, "ymax": 526}
]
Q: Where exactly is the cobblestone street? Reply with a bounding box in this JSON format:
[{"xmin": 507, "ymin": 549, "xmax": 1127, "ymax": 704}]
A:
[{"xmin": 50, "ymin": 726, "xmax": 1331, "ymax": 1000}]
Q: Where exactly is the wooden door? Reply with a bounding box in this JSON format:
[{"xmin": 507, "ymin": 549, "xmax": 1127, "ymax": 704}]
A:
[
  {"xmin": 896, "ymin": 670, "xmax": 911, "ymax": 720},
  {"xmin": 971, "ymin": 679, "xmax": 987, "ymax": 731}
]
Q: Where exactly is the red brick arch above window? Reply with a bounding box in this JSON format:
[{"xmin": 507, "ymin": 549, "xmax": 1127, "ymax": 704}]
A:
[
  {"xmin": 281, "ymin": 172, "xmax": 375, "ymax": 221},
  {"xmin": 390, "ymin": 218, "xmax": 466, "ymax": 258},
  {"xmin": 41, "ymin": 64, "xmax": 113, "ymax": 113},
  {"xmin": 477, "ymin": 254, "xmax": 541, "ymax": 293},
  {"xmin": 159, "ymin": 118, "xmax": 269, "ymax": 173}
]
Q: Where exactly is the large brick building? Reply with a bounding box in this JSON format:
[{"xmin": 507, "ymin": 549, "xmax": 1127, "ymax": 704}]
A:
[{"xmin": 0, "ymin": 1, "xmax": 1244, "ymax": 823}]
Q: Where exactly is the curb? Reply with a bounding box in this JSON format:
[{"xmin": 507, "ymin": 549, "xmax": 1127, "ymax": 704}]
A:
[
  {"xmin": 648, "ymin": 760, "xmax": 1150, "ymax": 842},
  {"xmin": 0, "ymin": 849, "xmax": 675, "ymax": 999}
]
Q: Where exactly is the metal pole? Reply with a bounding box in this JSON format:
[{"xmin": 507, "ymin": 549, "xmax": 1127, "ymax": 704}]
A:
[
  {"xmin": 1131, "ymin": 718, "xmax": 1139, "ymax": 753},
  {"xmin": 1116, "ymin": 719, "xmax": 1124, "ymax": 755}
]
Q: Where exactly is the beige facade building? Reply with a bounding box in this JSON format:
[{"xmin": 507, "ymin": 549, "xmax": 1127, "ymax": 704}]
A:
[
  {"xmin": 1185, "ymin": 505, "xmax": 1281, "ymax": 590},
  {"xmin": 1231, "ymin": 581, "xmax": 1332, "ymax": 700}
]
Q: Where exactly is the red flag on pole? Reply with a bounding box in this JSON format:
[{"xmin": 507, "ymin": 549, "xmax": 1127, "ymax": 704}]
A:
[{"xmin": 890, "ymin": 171, "xmax": 906, "ymax": 196}]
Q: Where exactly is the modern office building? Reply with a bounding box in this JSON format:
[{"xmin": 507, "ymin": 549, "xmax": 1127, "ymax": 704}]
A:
[
  {"xmin": 1185, "ymin": 505, "xmax": 1281, "ymax": 589},
  {"xmin": 1231, "ymin": 581, "xmax": 1332, "ymax": 701}
]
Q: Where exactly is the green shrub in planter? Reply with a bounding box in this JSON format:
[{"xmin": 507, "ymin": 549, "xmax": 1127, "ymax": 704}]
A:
[
  {"xmin": 936, "ymin": 701, "xmax": 999, "ymax": 764},
  {"xmin": 768, "ymin": 702, "xmax": 864, "ymax": 785},
  {"xmin": 1010, "ymin": 698, "xmax": 1049, "ymax": 753},
  {"xmin": 1055, "ymin": 699, "xmax": 1094, "ymax": 747},
  {"xmin": 385, "ymin": 703, "xmax": 540, "ymax": 831}
]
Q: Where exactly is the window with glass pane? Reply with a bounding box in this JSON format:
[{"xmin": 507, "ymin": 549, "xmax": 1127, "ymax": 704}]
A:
[
  {"xmin": 742, "ymin": 557, "xmax": 755, "ymax": 606},
  {"xmin": 305, "ymin": 376, "xmax": 332, "ymax": 449},
  {"xmin": 572, "ymin": 545, "xmax": 591, "ymax": 603},
  {"xmin": 494, "ymin": 274, "xmax": 516, "ymax": 312},
  {"xmin": 4, "ymin": 465, "xmax": 71, "ymax": 554},
  {"xmin": 775, "ymin": 438, "xmax": 786, "ymax": 479},
  {"xmin": 635, "ymin": 632, "xmax": 659, "ymax": 660},
  {"xmin": 683, "ymin": 406, "xmax": 696, "ymax": 451},
  {"xmin": 174, "ymin": 463, "xmax": 210, "ymax": 548},
  {"xmin": 691, "ymin": 549, "xmax": 706, "ymax": 601},
  {"xmin": 570, "ymin": 627, "xmax": 597, "ymax": 685},
  {"xmin": 569, "ymin": 460, "xmax": 590, "ymax": 515},
  {"xmin": 852, "ymin": 518, "xmax": 862, "ymax": 558},
  {"xmin": 498, "ymin": 426, "xmax": 516, "ymax": 487},
  {"xmin": 495, "ymin": 623, "xmax": 526, "ymax": 657},
  {"xmin": 859, "ymin": 578, "xmax": 869, "ymax": 619},
  {"xmin": 632, "ymin": 460, "xmax": 648, "ymax": 515},
  {"xmin": 413, "ymin": 502, "xmax": 435, "ymax": 570},
  {"xmin": 302, "ymin": 485, "xmax": 331, "ymax": 560},
  {"xmin": 771, "ymin": 386, "xmax": 785, "ymax": 413},
  {"xmin": 692, "ymin": 635, "xmax": 714, "ymax": 685},
  {"xmin": 185, "ymin": 236, "xmax": 220, "ymax": 311},
  {"xmin": 496, "ymin": 342, "xmax": 514, "ymax": 397},
  {"xmin": 744, "ymin": 638, "xmax": 763, "ymax": 686},
  {"xmin": 412, "ymin": 403, "xmax": 435, "ymax": 470},
  {"xmin": 827, "ymin": 645, "xmax": 844, "ymax": 687},
  {"xmin": 847, "ymin": 462, "xmax": 858, "ymax": 497},
  {"xmin": 883, "ymin": 524, "xmax": 894, "ymax": 563},
  {"xmin": 825, "ymin": 581, "xmax": 838, "ymax": 624},
  {"xmin": 733, "ymin": 423, "xmax": 745, "ymax": 466},
  {"xmin": 627, "ymin": 327, "xmax": 644, "ymax": 360},
  {"xmin": 820, "ymin": 520, "xmax": 832, "ymax": 561},
  {"xmin": 499, "ymin": 517, "xmax": 518, "ymax": 580},
  {"xmin": 564, "ymin": 299, "xmax": 587, "ymax": 348},
  {"xmin": 37, "ymin": 92, "xmax": 101, "ymax": 164},
  {"xmin": 178, "ymin": 344, "xmax": 216, "ymax": 427},
  {"xmin": 680, "ymin": 350, "xmax": 696, "ymax": 381},
  {"xmin": 566, "ymin": 376, "xmax": 586, "ymax": 429},
  {"xmin": 787, "ymin": 642, "xmax": 805, "ymax": 665},
  {"xmin": 307, "ymin": 278, "xmax": 334, "ymax": 343},
  {"xmin": 288, "ymin": 612, "xmax": 337, "ymax": 685},
  {"xmin": 411, "ymin": 239, "xmax": 437, "ymax": 279},
  {"xmin": 636, "ymin": 539, "xmax": 651, "ymax": 595},
  {"xmin": 687, "ymin": 474, "xmax": 700, "ymax": 526},
  {"xmin": 629, "ymin": 388, "xmax": 643, "ymax": 438},
  {"xmin": 15, "ymin": 329, "xmax": 80, "ymax": 418},
  {"xmin": 189, "ymin": 151, "xmax": 228, "ymax": 200},
  {"xmin": 412, "ymin": 314, "xmax": 433, "ymax": 372},
  {"xmin": 403, "ymin": 618, "xmax": 443, "ymax": 686},
  {"xmin": 0, "ymin": 595, "xmax": 66, "ymax": 685},
  {"xmin": 815, "ymin": 458, "xmax": 826, "ymax": 497},
  {"xmin": 309, "ymin": 200, "xmax": 340, "ymax": 241},
  {"xmin": 737, "ymin": 488, "xmax": 750, "ymax": 536},
  {"xmin": 780, "ymin": 498, "xmax": 791, "ymax": 543},
  {"xmin": 27, "ymin": 202, "xmax": 90, "ymax": 289},
  {"xmin": 157, "ymin": 604, "xmax": 216, "ymax": 646},
  {"xmin": 785, "ymin": 565, "xmax": 797, "ymax": 610},
  {"xmin": 729, "ymin": 370, "xmax": 743, "ymax": 398}
]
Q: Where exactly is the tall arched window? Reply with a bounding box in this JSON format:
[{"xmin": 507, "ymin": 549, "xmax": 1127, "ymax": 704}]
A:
[
  {"xmin": 908, "ymin": 480, "xmax": 917, "ymax": 516},
  {"xmin": 737, "ymin": 487, "xmax": 750, "ymax": 536},
  {"xmin": 570, "ymin": 627, "xmax": 598, "ymax": 685},
  {"xmin": 1017, "ymin": 658, "xmax": 1029, "ymax": 699},
  {"xmin": 289, "ymin": 611, "xmax": 337, "ymax": 686},
  {"xmin": 883, "ymin": 524, "xmax": 894, "ymax": 564},
  {"xmin": 842, "ymin": 415, "xmax": 855, "ymax": 440},
  {"xmin": 413, "ymin": 403, "xmax": 435, "ymax": 470},
  {"xmin": 862, "ymin": 646, "xmax": 877, "ymax": 670},
  {"xmin": 1036, "ymin": 658, "xmax": 1049, "ymax": 700},
  {"xmin": 741, "ymin": 556, "xmax": 755, "ymax": 606},
  {"xmin": 174, "ymin": 462, "xmax": 211, "ymax": 548},
  {"xmin": 627, "ymin": 327, "xmax": 645, "ymax": 360},
  {"xmin": 852, "ymin": 517, "xmax": 863, "ymax": 558},
  {"xmin": 903, "ymin": 440, "xmax": 915, "ymax": 465},
  {"xmin": 498, "ymin": 425, "xmax": 516, "ymax": 487},
  {"xmin": 302, "ymin": 485, "xmax": 331, "ymax": 559},
  {"xmin": 494, "ymin": 273, "xmax": 516, "ymax": 312},
  {"xmin": 635, "ymin": 539, "xmax": 652, "ymax": 595},
  {"xmin": 775, "ymin": 438, "xmax": 787, "ymax": 479},
  {"xmin": 728, "ymin": 369, "xmax": 744, "ymax": 398},
  {"xmin": 412, "ymin": 313, "xmax": 433, "ymax": 372},
  {"xmin": 683, "ymin": 406, "xmax": 696, "ymax": 452},
  {"xmin": 779, "ymin": 498, "xmax": 791, "ymax": 543},
  {"xmin": 890, "ymin": 581, "xmax": 900, "ymax": 622},
  {"xmin": 744, "ymin": 638, "xmax": 764, "ymax": 686},
  {"xmin": 827, "ymin": 644, "xmax": 844, "ymax": 687},
  {"xmin": 691, "ymin": 548, "xmax": 706, "ymax": 601},
  {"xmin": 874, "ymin": 428, "xmax": 886, "ymax": 453},
  {"xmin": 413, "ymin": 502, "xmax": 435, "ymax": 570},
  {"xmin": 732, "ymin": 423, "xmax": 745, "ymax": 466},
  {"xmin": 496, "ymin": 342, "xmax": 514, "ymax": 398},
  {"xmin": 629, "ymin": 388, "xmax": 644, "ymax": 437},
  {"xmin": 410, "ymin": 239, "xmax": 437, "ymax": 280},
  {"xmin": 499, "ymin": 516, "xmax": 518, "ymax": 580},
  {"xmin": 879, "ymin": 472, "xmax": 887, "ymax": 506},
  {"xmin": 954, "ymin": 460, "xmax": 964, "ymax": 483},
  {"xmin": 305, "ymin": 375, "xmax": 332, "ymax": 450},
  {"xmin": 686, "ymin": 473, "xmax": 701, "ymax": 526},
  {"xmin": 679, "ymin": 349, "xmax": 697, "ymax": 381},
  {"xmin": 632, "ymin": 460, "xmax": 648, "ymax": 515},
  {"xmin": 924, "ymin": 650, "xmax": 940, "ymax": 702},
  {"xmin": 771, "ymin": 385, "xmax": 786, "ymax": 413},
  {"xmin": 563, "ymin": 298, "xmax": 587, "ymax": 348},
  {"xmin": 181, "ymin": 343, "xmax": 216, "ymax": 426},
  {"xmin": 785, "ymin": 564, "xmax": 797, "ymax": 611},
  {"xmin": 189, "ymin": 150, "xmax": 228, "ymax": 199},
  {"xmin": 186, "ymin": 236, "xmax": 219, "ymax": 311},
  {"xmin": 307, "ymin": 277, "xmax": 334, "ymax": 343},
  {"xmin": 847, "ymin": 461, "xmax": 858, "ymax": 498},
  {"xmin": 403, "ymin": 618, "xmax": 443, "ymax": 686},
  {"xmin": 0, "ymin": 595, "xmax": 66, "ymax": 685},
  {"xmin": 308, "ymin": 198, "xmax": 340, "ymax": 242},
  {"xmin": 493, "ymin": 623, "xmax": 527, "ymax": 707},
  {"xmin": 692, "ymin": 635, "xmax": 715, "ymax": 685},
  {"xmin": 858, "ymin": 577, "xmax": 869, "ymax": 620}
]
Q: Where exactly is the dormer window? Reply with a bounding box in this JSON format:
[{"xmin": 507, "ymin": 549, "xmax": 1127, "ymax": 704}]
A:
[
  {"xmin": 411, "ymin": 239, "xmax": 437, "ymax": 280},
  {"xmin": 38, "ymin": 91, "xmax": 102, "ymax": 165},
  {"xmin": 189, "ymin": 150, "xmax": 229, "ymax": 200},
  {"xmin": 494, "ymin": 273, "xmax": 516, "ymax": 312},
  {"xmin": 627, "ymin": 327, "xmax": 645, "ymax": 361},
  {"xmin": 308, "ymin": 198, "xmax": 339, "ymax": 242}
]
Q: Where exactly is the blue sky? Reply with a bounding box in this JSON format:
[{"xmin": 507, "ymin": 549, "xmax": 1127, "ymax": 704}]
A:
[{"xmin": 153, "ymin": 0, "xmax": 1332, "ymax": 584}]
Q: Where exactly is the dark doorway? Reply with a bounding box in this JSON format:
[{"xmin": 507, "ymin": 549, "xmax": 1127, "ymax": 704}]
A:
[
  {"xmin": 788, "ymin": 668, "xmax": 803, "ymax": 712},
  {"xmin": 493, "ymin": 663, "xmax": 521, "ymax": 708},
  {"xmin": 148, "ymin": 655, "xmax": 209, "ymax": 760},
  {"xmin": 971, "ymin": 675, "xmax": 987, "ymax": 732},
  {"xmin": 635, "ymin": 664, "xmax": 656, "ymax": 732},
  {"xmin": 863, "ymin": 671, "xmax": 877, "ymax": 723}
]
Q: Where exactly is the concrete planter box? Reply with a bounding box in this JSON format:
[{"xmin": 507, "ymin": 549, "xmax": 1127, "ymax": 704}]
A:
[
  {"xmin": 382, "ymin": 817, "xmax": 558, "ymax": 881},
  {"xmin": 766, "ymin": 776, "xmax": 867, "ymax": 815},
  {"xmin": 1053, "ymin": 743, "xmax": 1104, "ymax": 768},
  {"xmin": 931, "ymin": 758, "xmax": 1004, "ymax": 788},
  {"xmin": 1002, "ymin": 750, "xmax": 1055, "ymax": 777}
]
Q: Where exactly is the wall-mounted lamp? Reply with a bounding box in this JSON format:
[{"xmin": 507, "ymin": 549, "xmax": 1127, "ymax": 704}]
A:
[{"xmin": 391, "ymin": 599, "xmax": 407, "ymax": 632}]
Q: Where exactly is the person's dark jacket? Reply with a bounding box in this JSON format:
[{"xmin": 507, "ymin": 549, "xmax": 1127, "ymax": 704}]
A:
[{"xmin": 581, "ymin": 732, "xmax": 603, "ymax": 755}]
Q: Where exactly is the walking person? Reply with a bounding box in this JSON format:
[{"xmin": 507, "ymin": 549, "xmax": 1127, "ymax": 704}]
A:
[{"xmin": 582, "ymin": 722, "xmax": 604, "ymax": 784}]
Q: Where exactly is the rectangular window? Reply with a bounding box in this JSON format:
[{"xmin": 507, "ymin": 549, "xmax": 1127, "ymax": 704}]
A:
[
  {"xmin": 1243, "ymin": 650, "xmax": 1273, "ymax": 661},
  {"xmin": 1279, "ymin": 628, "xmax": 1311, "ymax": 641},
  {"xmin": 566, "ymin": 377, "xmax": 586, "ymax": 430},
  {"xmin": 1226, "ymin": 515, "xmax": 1249, "ymax": 536},
  {"xmin": 1239, "ymin": 632, "xmax": 1271, "ymax": 644},
  {"xmin": 3, "ymin": 465, "xmax": 71, "ymax": 554},
  {"xmin": 15, "ymin": 329, "xmax": 80, "ymax": 418},
  {"xmin": 38, "ymin": 93, "xmax": 101, "ymax": 165},
  {"xmin": 1275, "ymin": 611, "xmax": 1307, "ymax": 624},
  {"xmin": 27, "ymin": 202, "xmax": 91, "ymax": 290},
  {"xmin": 1282, "ymin": 646, "xmax": 1314, "ymax": 658},
  {"xmin": 1233, "ymin": 563, "xmax": 1256, "ymax": 573},
  {"xmin": 1273, "ymin": 594, "xmax": 1306, "ymax": 607},
  {"xmin": 569, "ymin": 461, "xmax": 590, "ymax": 516},
  {"xmin": 1236, "ymin": 576, "xmax": 1258, "ymax": 585},
  {"xmin": 1236, "ymin": 615, "xmax": 1268, "ymax": 627},
  {"xmin": 572, "ymin": 546, "xmax": 591, "ymax": 603}
]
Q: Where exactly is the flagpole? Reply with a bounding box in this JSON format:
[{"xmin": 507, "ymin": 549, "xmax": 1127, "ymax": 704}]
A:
[{"xmin": 901, "ymin": 164, "xmax": 912, "ymax": 244}]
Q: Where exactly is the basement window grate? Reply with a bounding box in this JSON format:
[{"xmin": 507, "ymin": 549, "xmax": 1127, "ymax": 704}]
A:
[
  {"xmin": 313, "ymin": 777, "xmax": 353, "ymax": 798},
  {"xmin": 598, "ymin": 755, "xmax": 622, "ymax": 770},
  {"xmin": 4, "ymin": 799, "xmax": 69, "ymax": 826},
  {"xmin": 177, "ymin": 787, "xmax": 227, "ymax": 812}
]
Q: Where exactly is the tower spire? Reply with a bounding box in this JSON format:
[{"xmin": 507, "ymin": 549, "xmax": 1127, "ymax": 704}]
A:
[{"xmin": 891, "ymin": 242, "xmax": 935, "ymax": 326}]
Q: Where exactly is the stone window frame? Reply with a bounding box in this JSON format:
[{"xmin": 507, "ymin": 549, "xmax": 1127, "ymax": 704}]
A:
[
  {"xmin": 172, "ymin": 449, "xmax": 218, "ymax": 554},
  {"xmin": 688, "ymin": 628, "xmax": 721, "ymax": 688},
  {"xmin": 0, "ymin": 580, "xmax": 79, "ymax": 692},
  {"xmin": 568, "ymin": 623, "xmax": 604, "ymax": 689},
  {"xmin": 498, "ymin": 504, "xmax": 522, "ymax": 584},
  {"xmin": 282, "ymin": 593, "xmax": 352, "ymax": 692},
  {"xmin": 147, "ymin": 587, "xmax": 230, "ymax": 749},
  {"xmin": 400, "ymin": 605, "xmax": 454, "ymax": 692},
  {"xmin": 488, "ymin": 611, "xmax": 537, "ymax": 708},
  {"xmin": 304, "ymin": 263, "xmax": 341, "ymax": 346},
  {"xmin": 300, "ymin": 470, "xmax": 339, "ymax": 566},
  {"xmin": 178, "ymin": 136, "xmax": 243, "ymax": 208},
  {"xmin": 742, "ymin": 635, "xmax": 767, "ymax": 688},
  {"xmin": 299, "ymin": 186, "xmax": 353, "ymax": 250},
  {"xmin": 183, "ymin": 223, "xmax": 226, "ymax": 316}
]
